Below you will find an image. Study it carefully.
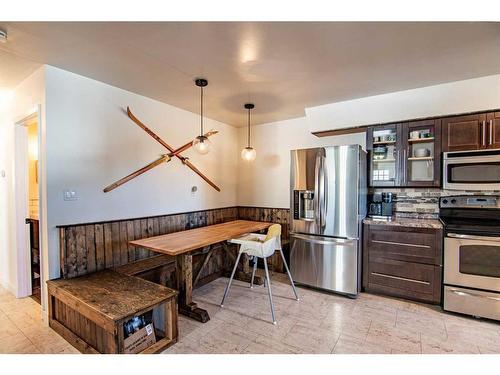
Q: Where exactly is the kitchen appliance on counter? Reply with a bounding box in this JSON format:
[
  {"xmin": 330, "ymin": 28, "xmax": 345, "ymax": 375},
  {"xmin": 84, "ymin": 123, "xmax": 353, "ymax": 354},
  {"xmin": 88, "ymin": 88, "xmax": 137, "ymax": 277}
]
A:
[
  {"xmin": 290, "ymin": 145, "xmax": 367, "ymax": 297},
  {"xmin": 443, "ymin": 149, "xmax": 500, "ymax": 190},
  {"xmin": 368, "ymin": 192, "xmax": 394, "ymax": 220},
  {"xmin": 440, "ymin": 196, "xmax": 500, "ymax": 321}
]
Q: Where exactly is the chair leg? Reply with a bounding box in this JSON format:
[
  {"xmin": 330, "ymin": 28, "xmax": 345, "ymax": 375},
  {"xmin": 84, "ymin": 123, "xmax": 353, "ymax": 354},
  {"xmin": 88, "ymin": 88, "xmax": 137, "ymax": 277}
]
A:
[
  {"xmin": 250, "ymin": 256, "xmax": 258, "ymax": 289},
  {"xmin": 263, "ymin": 259, "xmax": 277, "ymax": 324},
  {"xmin": 220, "ymin": 252, "xmax": 242, "ymax": 307},
  {"xmin": 279, "ymin": 248, "xmax": 299, "ymax": 301}
]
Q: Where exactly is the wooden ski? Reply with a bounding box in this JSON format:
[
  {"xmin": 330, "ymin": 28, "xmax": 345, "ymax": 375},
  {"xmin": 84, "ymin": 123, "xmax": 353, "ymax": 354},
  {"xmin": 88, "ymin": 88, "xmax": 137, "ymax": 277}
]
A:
[
  {"xmin": 126, "ymin": 106, "xmax": 221, "ymax": 192},
  {"xmin": 103, "ymin": 154, "xmax": 171, "ymax": 193}
]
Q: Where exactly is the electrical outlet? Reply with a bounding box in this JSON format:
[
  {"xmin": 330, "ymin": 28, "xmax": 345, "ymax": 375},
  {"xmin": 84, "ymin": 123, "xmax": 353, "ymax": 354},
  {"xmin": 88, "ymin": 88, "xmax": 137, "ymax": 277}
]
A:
[{"xmin": 63, "ymin": 190, "xmax": 79, "ymax": 201}]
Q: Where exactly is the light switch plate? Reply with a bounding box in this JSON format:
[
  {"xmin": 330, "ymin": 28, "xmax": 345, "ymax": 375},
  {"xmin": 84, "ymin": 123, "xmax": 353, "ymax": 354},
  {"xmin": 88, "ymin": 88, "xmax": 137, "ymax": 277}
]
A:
[{"xmin": 63, "ymin": 190, "xmax": 78, "ymax": 201}]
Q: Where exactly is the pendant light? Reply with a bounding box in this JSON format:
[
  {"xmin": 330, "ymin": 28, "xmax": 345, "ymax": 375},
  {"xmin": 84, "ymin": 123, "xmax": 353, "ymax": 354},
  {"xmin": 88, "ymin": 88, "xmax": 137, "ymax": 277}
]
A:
[
  {"xmin": 241, "ymin": 103, "xmax": 256, "ymax": 161},
  {"xmin": 192, "ymin": 78, "xmax": 211, "ymax": 155}
]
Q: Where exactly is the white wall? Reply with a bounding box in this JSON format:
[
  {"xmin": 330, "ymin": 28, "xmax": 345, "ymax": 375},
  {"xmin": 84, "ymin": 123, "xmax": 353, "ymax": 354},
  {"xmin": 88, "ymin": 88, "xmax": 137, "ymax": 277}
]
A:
[
  {"xmin": 306, "ymin": 74, "xmax": 500, "ymax": 133},
  {"xmin": 0, "ymin": 67, "xmax": 46, "ymax": 297},
  {"xmin": 236, "ymin": 116, "xmax": 365, "ymax": 208},
  {"xmin": 44, "ymin": 66, "xmax": 238, "ymax": 282}
]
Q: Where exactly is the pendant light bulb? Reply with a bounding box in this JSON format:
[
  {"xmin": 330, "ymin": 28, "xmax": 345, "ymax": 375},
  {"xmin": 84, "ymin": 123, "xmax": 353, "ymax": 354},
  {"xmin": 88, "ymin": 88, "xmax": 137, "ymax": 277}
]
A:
[
  {"xmin": 193, "ymin": 78, "xmax": 211, "ymax": 155},
  {"xmin": 241, "ymin": 103, "xmax": 256, "ymax": 162},
  {"xmin": 193, "ymin": 135, "xmax": 212, "ymax": 155},
  {"xmin": 241, "ymin": 146, "xmax": 256, "ymax": 161}
]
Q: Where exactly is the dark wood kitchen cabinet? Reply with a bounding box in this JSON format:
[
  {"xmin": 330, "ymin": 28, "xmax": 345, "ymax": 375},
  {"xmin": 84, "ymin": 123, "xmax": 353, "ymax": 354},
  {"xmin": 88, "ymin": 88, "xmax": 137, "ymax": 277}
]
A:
[
  {"xmin": 486, "ymin": 111, "xmax": 500, "ymax": 149},
  {"xmin": 367, "ymin": 120, "xmax": 441, "ymax": 187},
  {"xmin": 441, "ymin": 113, "xmax": 489, "ymax": 152},
  {"xmin": 363, "ymin": 222, "xmax": 443, "ymax": 305},
  {"xmin": 402, "ymin": 119, "xmax": 442, "ymax": 187}
]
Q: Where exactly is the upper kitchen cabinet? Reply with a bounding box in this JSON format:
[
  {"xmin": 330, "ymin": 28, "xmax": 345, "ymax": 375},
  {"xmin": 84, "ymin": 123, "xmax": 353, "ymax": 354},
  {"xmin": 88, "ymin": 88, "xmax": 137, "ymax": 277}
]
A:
[
  {"xmin": 367, "ymin": 120, "xmax": 441, "ymax": 187},
  {"xmin": 367, "ymin": 124, "xmax": 403, "ymax": 187},
  {"xmin": 486, "ymin": 111, "xmax": 500, "ymax": 149},
  {"xmin": 402, "ymin": 119, "xmax": 442, "ymax": 187},
  {"xmin": 441, "ymin": 113, "xmax": 487, "ymax": 151}
]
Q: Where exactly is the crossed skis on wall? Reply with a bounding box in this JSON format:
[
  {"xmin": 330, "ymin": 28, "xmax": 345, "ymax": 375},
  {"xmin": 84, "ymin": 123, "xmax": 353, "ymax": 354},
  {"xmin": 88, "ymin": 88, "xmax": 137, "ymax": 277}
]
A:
[{"xmin": 103, "ymin": 107, "xmax": 220, "ymax": 193}]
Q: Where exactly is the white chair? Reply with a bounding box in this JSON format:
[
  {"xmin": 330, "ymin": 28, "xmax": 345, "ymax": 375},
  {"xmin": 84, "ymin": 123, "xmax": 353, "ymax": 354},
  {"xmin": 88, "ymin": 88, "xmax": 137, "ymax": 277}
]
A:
[{"xmin": 220, "ymin": 224, "xmax": 299, "ymax": 324}]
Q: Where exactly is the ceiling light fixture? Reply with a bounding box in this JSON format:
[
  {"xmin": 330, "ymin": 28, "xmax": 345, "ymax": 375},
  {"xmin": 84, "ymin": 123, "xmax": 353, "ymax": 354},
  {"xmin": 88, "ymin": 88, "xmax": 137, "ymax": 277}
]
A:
[
  {"xmin": 241, "ymin": 103, "xmax": 256, "ymax": 162},
  {"xmin": 192, "ymin": 78, "xmax": 211, "ymax": 155},
  {"xmin": 0, "ymin": 30, "xmax": 7, "ymax": 43}
]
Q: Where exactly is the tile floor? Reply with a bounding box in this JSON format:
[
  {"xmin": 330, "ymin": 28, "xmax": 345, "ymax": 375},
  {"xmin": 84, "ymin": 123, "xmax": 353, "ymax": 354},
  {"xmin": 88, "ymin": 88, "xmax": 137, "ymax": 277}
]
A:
[
  {"xmin": 1, "ymin": 272, "xmax": 499, "ymax": 354},
  {"xmin": 0, "ymin": 285, "xmax": 79, "ymax": 354}
]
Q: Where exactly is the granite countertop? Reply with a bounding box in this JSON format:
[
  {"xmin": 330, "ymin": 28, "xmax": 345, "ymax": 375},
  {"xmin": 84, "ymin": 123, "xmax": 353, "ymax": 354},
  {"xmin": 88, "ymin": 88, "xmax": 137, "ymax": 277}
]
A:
[{"xmin": 363, "ymin": 217, "xmax": 443, "ymax": 229}]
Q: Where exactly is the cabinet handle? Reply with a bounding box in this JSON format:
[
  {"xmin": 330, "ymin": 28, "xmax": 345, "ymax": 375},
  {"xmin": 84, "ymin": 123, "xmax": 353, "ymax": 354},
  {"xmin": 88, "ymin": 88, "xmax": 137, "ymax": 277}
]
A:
[
  {"xmin": 482, "ymin": 120, "xmax": 487, "ymax": 146},
  {"xmin": 371, "ymin": 272, "xmax": 430, "ymax": 285},
  {"xmin": 372, "ymin": 239, "xmax": 430, "ymax": 249},
  {"xmin": 490, "ymin": 119, "xmax": 493, "ymax": 145}
]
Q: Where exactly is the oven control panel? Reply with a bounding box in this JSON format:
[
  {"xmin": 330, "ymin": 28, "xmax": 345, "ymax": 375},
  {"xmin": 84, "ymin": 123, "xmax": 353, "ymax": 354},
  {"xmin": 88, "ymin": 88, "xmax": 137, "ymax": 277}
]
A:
[{"xmin": 440, "ymin": 196, "xmax": 499, "ymax": 209}]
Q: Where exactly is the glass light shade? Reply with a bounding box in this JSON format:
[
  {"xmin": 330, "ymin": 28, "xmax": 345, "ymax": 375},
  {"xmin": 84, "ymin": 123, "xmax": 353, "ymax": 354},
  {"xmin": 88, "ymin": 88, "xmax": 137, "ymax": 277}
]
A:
[
  {"xmin": 192, "ymin": 135, "xmax": 211, "ymax": 155},
  {"xmin": 241, "ymin": 146, "xmax": 257, "ymax": 161}
]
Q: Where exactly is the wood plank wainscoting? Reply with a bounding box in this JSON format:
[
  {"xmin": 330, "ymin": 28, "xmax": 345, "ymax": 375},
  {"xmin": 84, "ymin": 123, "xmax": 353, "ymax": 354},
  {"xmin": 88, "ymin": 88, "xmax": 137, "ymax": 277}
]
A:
[{"xmin": 58, "ymin": 206, "xmax": 290, "ymax": 288}]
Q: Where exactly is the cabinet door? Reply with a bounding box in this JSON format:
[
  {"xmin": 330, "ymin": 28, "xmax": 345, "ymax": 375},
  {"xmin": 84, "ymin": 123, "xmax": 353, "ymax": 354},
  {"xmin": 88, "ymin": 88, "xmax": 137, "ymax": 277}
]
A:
[
  {"xmin": 402, "ymin": 119, "xmax": 442, "ymax": 187},
  {"xmin": 486, "ymin": 112, "xmax": 500, "ymax": 149},
  {"xmin": 441, "ymin": 114, "xmax": 486, "ymax": 152},
  {"xmin": 367, "ymin": 124, "xmax": 403, "ymax": 187}
]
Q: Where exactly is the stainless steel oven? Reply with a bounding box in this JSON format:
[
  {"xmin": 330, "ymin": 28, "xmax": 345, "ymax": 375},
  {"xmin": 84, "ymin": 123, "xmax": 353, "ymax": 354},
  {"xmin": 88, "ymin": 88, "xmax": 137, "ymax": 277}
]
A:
[
  {"xmin": 440, "ymin": 196, "xmax": 500, "ymax": 321},
  {"xmin": 443, "ymin": 149, "xmax": 500, "ymax": 190}
]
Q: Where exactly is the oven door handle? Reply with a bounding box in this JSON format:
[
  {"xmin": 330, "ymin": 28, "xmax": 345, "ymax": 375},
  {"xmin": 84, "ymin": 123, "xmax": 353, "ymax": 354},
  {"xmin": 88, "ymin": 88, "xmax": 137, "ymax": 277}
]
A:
[
  {"xmin": 447, "ymin": 232, "xmax": 500, "ymax": 242},
  {"xmin": 448, "ymin": 288, "xmax": 500, "ymax": 302}
]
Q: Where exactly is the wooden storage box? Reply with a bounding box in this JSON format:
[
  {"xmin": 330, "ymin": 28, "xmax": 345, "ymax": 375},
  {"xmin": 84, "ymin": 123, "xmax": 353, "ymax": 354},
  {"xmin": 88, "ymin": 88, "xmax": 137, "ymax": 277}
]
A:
[{"xmin": 47, "ymin": 270, "xmax": 178, "ymax": 354}]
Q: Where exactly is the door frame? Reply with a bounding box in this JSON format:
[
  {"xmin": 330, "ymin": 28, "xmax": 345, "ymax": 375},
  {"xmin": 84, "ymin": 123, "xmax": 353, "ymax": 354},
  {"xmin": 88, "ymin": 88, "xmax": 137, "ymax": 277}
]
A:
[{"xmin": 14, "ymin": 106, "xmax": 42, "ymax": 299}]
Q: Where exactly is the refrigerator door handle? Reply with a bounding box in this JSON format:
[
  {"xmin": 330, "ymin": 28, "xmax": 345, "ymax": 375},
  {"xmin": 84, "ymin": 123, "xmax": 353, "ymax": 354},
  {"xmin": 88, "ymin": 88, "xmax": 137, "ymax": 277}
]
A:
[
  {"xmin": 291, "ymin": 233, "xmax": 357, "ymax": 245},
  {"xmin": 314, "ymin": 154, "xmax": 321, "ymax": 226},
  {"xmin": 319, "ymin": 155, "xmax": 327, "ymax": 228}
]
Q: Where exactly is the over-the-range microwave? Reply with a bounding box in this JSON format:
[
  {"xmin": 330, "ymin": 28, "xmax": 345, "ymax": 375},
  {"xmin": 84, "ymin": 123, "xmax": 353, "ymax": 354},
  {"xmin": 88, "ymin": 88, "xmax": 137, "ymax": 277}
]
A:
[{"xmin": 443, "ymin": 149, "xmax": 500, "ymax": 190}]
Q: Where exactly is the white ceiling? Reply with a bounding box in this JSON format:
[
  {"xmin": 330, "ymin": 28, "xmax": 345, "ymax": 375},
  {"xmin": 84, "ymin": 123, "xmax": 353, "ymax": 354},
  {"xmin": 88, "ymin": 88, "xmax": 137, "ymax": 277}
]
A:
[{"xmin": 1, "ymin": 22, "xmax": 500, "ymax": 127}]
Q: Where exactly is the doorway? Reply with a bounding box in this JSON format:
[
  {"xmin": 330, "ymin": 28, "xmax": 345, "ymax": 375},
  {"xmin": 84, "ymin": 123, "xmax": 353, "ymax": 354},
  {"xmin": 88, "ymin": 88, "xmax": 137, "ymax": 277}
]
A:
[{"xmin": 14, "ymin": 109, "xmax": 42, "ymax": 304}]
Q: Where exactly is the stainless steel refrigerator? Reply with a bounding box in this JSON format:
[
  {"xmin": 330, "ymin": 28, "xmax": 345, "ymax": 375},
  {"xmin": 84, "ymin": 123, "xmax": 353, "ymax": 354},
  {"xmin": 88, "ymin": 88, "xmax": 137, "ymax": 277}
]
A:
[{"xmin": 290, "ymin": 145, "xmax": 367, "ymax": 297}]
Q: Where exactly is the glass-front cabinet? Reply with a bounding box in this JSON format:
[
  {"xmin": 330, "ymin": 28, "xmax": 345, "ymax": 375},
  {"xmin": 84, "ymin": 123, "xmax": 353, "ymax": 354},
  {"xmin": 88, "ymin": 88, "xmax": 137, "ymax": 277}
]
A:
[
  {"xmin": 402, "ymin": 119, "xmax": 441, "ymax": 187},
  {"xmin": 367, "ymin": 120, "xmax": 441, "ymax": 187},
  {"xmin": 367, "ymin": 124, "xmax": 402, "ymax": 187}
]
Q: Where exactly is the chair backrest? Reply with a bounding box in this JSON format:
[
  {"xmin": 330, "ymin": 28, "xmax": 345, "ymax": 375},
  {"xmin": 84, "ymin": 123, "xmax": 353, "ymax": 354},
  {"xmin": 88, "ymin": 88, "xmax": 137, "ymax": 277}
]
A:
[{"xmin": 264, "ymin": 224, "xmax": 281, "ymax": 242}]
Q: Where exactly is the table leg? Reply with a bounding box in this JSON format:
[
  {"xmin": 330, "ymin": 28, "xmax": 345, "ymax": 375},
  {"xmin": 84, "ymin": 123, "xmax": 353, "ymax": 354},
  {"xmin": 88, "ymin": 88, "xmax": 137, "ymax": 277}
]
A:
[
  {"xmin": 176, "ymin": 254, "xmax": 210, "ymax": 323},
  {"xmin": 221, "ymin": 242, "xmax": 264, "ymax": 286}
]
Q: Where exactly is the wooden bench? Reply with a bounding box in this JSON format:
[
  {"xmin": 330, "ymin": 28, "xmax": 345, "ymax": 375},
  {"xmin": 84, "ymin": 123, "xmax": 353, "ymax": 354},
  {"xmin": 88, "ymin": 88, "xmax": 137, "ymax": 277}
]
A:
[
  {"xmin": 47, "ymin": 270, "xmax": 178, "ymax": 354},
  {"xmin": 114, "ymin": 254, "xmax": 176, "ymax": 288}
]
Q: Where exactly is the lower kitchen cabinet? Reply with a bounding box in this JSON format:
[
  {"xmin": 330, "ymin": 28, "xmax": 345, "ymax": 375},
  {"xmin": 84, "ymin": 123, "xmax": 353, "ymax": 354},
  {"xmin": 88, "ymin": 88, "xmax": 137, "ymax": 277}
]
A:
[{"xmin": 362, "ymin": 221, "xmax": 443, "ymax": 305}]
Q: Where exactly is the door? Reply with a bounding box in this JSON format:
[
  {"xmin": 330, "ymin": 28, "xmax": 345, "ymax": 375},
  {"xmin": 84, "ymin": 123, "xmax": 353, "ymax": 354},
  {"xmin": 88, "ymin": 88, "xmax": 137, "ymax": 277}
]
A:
[
  {"xmin": 486, "ymin": 112, "xmax": 500, "ymax": 149},
  {"xmin": 443, "ymin": 151, "xmax": 500, "ymax": 190},
  {"xmin": 290, "ymin": 147, "xmax": 325, "ymax": 235},
  {"xmin": 442, "ymin": 113, "xmax": 487, "ymax": 152},
  {"xmin": 402, "ymin": 119, "xmax": 442, "ymax": 187},
  {"xmin": 290, "ymin": 233, "xmax": 359, "ymax": 295},
  {"xmin": 367, "ymin": 124, "xmax": 403, "ymax": 187},
  {"xmin": 321, "ymin": 145, "xmax": 360, "ymax": 239},
  {"xmin": 444, "ymin": 234, "xmax": 500, "ymax": 292}
]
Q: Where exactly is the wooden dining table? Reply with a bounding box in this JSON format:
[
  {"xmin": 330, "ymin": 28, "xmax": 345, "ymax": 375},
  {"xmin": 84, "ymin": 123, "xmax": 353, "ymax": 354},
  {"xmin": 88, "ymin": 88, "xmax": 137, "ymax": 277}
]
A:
[{"xmin": 129, "ymin": 219, "xmax": 272, "ymax": 323}]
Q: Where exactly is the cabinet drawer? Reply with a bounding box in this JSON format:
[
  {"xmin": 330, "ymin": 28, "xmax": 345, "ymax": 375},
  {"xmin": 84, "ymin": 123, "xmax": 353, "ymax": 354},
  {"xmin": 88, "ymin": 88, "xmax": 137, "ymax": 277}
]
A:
[
  {"xmin": 367, "ymin": 258, "xmax": 441, "ymax": 304},
  {"xmin": 365, "ymin": 224, "xmax": 442, "ymax": 265}
]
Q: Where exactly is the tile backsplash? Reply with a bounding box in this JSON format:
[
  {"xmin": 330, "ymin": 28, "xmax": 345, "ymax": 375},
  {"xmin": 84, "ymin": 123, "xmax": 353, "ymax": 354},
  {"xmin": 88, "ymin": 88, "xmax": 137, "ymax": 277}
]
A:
[{"xmin": 371, "ymin": 188, "xmax": 500, "ymax": 219}]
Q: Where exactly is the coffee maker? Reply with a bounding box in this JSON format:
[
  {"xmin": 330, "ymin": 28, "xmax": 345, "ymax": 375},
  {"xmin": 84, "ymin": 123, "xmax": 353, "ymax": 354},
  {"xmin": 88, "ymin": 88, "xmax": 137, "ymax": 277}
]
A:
[{"xmin": 368, "ymin": 192, "xmax": 394, "ymax": 220}]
